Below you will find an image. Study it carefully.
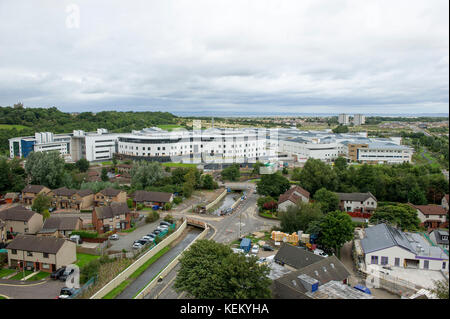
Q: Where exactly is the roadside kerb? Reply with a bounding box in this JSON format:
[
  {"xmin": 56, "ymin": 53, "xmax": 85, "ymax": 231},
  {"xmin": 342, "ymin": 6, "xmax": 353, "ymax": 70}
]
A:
[
  {"xmin": 135, "ymin": 224, "xmax": 209, "ymax": 299},
  {"xmin": 205, "ymin": 189, "xmax": 227, "ymax": 210},
  {"xmin": 90, "ymin": 219, "xmax": 187, "ymax": 299}
]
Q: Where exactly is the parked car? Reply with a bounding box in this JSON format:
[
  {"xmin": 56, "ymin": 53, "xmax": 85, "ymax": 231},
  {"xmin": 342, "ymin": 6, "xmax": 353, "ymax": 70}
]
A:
[
  {"xmin": 50, "ymin": 267, "xmax": 66, "ymax": 280},
  {"xmin": 262, "ymin": 244, "xmax": 274, "ymax": 251},
  {"xmin": 160, "ymin": 221, "xmax": 172, "ymax": 227},
  {"xmin": 153, "ymin": 229, "xmax": 161, "ymax": 235},
  {"xmin": 132, "ymin": 242, "xmax": 143, "ymax": 249},
  {"xmin": 59, "ymin": 268, "xmax": 75, "ymax": 281},
  {"xmin": 251, "ymin": 245, "xmax": 259, "ymax": 254},
  {"xmin": 146, "ymin": 233, "xmax": 156, "ymax": 239},
  {"xmin": 58, "ymin": 287, "xmax": 78, "ymax": 299},
  {"xmin": 256, "ymin": 257, "xmax": 267, "ymax": 264},
  {"xmin": 69, "ymin": 235, "xmax": 82, "ymax": 245},
  {"xmin": 109, "ymin": 234, "xmax": 119, "ymax": 240},
  {"xmin": 135, "ymin": 239, "xmax": 147, "ymax": 245},
  {"xmin": 313, "ymin": 249, "xmax": 328, "ymax": 258},
  {"xmin": 140, "ymin": 237, "xmax": 152, "ymax": 244},
  {"xmin": 48, "ymin": 207, "xmax": 56, "ymax": 212}
]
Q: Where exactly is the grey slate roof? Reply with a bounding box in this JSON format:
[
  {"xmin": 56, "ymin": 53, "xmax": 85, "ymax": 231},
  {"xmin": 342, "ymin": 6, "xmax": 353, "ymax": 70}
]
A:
[
  {"xmin": 361, "ymin": 223, "xmax": 415, "ymax": 254},
  {"xmin": 336, "ymin": 192, "xmax": 376, "ymax": 202},
  {"xmin": 0, "ymin": 205, "xmax": 38, "ymax": 222},
  {"xmin": 274, "ymin": 243, "xmax": 324, "ymax": 269},
  {"xmin": 42, "ymin": 216, "xmax": 81, "ymax": 231},
  {"xmin": 52, "ymin": 187, "xmax": 77, "ymax": 197},
  {"xmin": 76, "ymin": 189, "xmax": 93, "ymax": 197},
  {"xmin": 95, "ymin": 202, "xmax": 130, "ymax": 219},
  {"xmin": 133, "ymin": 190, "xmax": 173, "ymax": 203},
  {"xmin": 99, "ymin": 188, "xmax": 122, "ymax": 197},
  {"xmin": 6, "ymin": 235, "xmax": 68, "ymax": 254},
  {"xmin": 22, "ymin": 185, "xmax": 47, "ymax": 194}
]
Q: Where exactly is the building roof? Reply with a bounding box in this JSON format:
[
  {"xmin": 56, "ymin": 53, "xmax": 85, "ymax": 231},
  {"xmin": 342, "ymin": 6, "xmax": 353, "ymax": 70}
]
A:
[
  {"xmin": 98, "ymin": 188, "xmax": 122, "ymax": 197},
  {"xmin": 411, "ymin": 204, "xmax": 447, "ymax": 216},
  {"xmin": 6, "ymin": 235, "xmax": 68, "ymax": 254},
  {"xmin": 278, "ymin": 186, "xmax": 310, "ymax": 205},
  {"xmin": 42, "ymin": 216, "xmax": 81, "ymax": 231},
  {"xmin": 22, "ymin": 185, "xmax": 47, "ymax": 194},
  {"xmin": 133, "ymin": 190, "xmax": 173, "ymax": 203},
  {"xmin": 76, "ymin": 189, "xmax": 93, "ymax": 197},
  {"xmin": 0, "ymin": 206, "xmax": 39, "ymax": 222},
  {"xmin": 336, "ymin": 192, "xmax": 377, "ymax": 202},
  {"xmin": 95, "ymin": 202, "xmax": 130, "ymax": 220},
  {"xmin": 361, "ymin": 223, "xmax": 415, "ymax": 254},
  {"xmin": 4, "ymin": 192, "xmax": 19, "ymax": 199},
  {"xmin": 274, "ymin": 243, "xmax": 323, "ymax": 269},
  {"xmin": 52, "ymin": 187, "xmax": 77, "ymax": 197}
]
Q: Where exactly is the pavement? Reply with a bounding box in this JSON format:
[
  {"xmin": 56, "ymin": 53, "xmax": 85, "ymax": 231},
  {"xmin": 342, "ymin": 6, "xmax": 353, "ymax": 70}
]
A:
[
  {"xmin": 0, "ymin": 278, "xmax": 65, "ymax": 299},
  {"xmin": 116, "ymin": 227, "xmax": 203, "ymax": 299}
]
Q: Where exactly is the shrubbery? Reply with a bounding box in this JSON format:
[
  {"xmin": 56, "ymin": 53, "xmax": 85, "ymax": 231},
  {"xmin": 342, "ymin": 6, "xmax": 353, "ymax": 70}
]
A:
[
  {"xmin": 145, "ymin": 211, "xmax": 160, "ymax": 223},
  {"xmin": 70, "ymin": 230, "xmax": 98, "ymax": 238}
]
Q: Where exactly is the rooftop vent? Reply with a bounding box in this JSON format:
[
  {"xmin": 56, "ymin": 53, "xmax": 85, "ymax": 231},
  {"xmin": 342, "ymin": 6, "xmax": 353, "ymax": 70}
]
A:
[
  {"xmin": 323, "ymin": 267, "xmax": 327, "ymax": 272},
  {"xmin": 330, "ymin": 263, "xmax": 335, "ymax": 269}
]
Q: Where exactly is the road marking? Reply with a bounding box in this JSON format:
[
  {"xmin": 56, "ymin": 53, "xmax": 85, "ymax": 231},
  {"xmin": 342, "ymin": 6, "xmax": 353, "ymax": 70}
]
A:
[
  {"xmin": 0, "ymin": 294, "xmax": 10, "ymax": 299},
  {"xmin": 0, "ymin": 280, "xmax": 48, "ymax": 287}
]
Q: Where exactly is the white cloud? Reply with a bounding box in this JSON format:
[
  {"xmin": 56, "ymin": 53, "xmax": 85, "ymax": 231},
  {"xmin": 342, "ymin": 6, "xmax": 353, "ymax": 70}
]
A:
[{"xmin": 0, "ymin": 0, "xmax": 448, "ymax": 114}]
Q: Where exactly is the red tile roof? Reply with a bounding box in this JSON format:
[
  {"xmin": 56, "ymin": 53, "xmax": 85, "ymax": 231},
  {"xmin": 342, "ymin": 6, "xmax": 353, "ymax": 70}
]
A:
[{"xmin": 412, "ymin": 204, "xmax": 447, "ymax": 215}]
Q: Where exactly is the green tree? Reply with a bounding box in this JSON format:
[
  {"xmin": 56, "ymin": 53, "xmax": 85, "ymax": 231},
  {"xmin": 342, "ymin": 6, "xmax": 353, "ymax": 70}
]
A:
[
  {"xmin": 313, "ymin": 188, "xmax": 339, "ymax": 214},
  {"xmin": 333, "ymin": 156, "xmax": 348, "ymax": 171},
  {"xmin": 430, "ymin": 280, "xmax": 449, "ymax": 299},
  {"xmin": 101, "ymin": 167, "xmax": 109, "ymax": 182},
  {"xmin": 298, "ymin": 158, "xmax": 337, "ymax": 195},
  {"xmin": 318, "ymin": 210, "xmax": 354, "ymax": 257},
  {"xmin": 31, "ymin": 193, "xmax": 51, "ymax": 219},
  {"xmin": 221, "ymin": 164, "xmax": 240, "ymax": 181},
  {"xmin": 369, "ymin": 203, "xmax": 421, "ymax": 231},
  {"xmin": 256, "ymin": 173, "xmax": 290, "ymax": 198},
  {"xmin": 75, "ymin": 158, "xmax": 90, "ymax": 172},
  {"xmin": 332, "ymin": 125, "xmax": 349, "ymax": 133},
  {"xmin": 24, "ymin": 151, "xmax": 66, "ymax": 189},
  {"xmin": 130, "ymin": 161, "xmax": 164, "ymax": 189},
  {"xmin": 200, "ymin": 174, "xmax": 218, "ymax": 190},
  {"xmin": 174, "ymin": 240, "xmax": 271, "ymax": 299},
  {"xmin": 251, "ymin": 161, "xmax": 264, "ymax": 176},
  {"xmin": 279, "ymin": 202, "xmax": 323, "ymax": 233}
]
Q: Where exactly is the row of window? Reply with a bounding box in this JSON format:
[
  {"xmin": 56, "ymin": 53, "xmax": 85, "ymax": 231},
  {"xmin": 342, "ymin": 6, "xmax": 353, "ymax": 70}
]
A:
[
  {"xmin": 370, "ymin": 255, "xmax": 447, "ymax": 269},
  {"xmin": 11, "ymin": 250, "xmax": 49, "ymax": 258}
]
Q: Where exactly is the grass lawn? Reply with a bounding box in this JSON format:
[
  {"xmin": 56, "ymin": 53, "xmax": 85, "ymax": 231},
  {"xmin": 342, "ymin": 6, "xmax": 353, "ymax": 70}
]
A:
[
  {"xmin": 258, "ymin": 211, "xmax": 279, "ymax": 220},
  {"xmin": 75, "ymin": 253, "xmax": 101, "ymax": 268},
  {"xmin": 0, "ymin": 269, "xmax": 17, "ymax": 278},
  {"xmin": 162, "ymin": 162, "xmax": 198, "ymax": 168},
  {"xmin": 157, "ymin": 124, "xmax": 183, "ymax": 131},
  {"xmin": 0, "ymin": 296, "xmax": 7, "ymax": 299},
  {"xmin": 0, "ymin": 124, "xmax": 30, "ymax": 130},
  {"xmin": 102, "ymin": 246, "xmax": 171, "ymax": 299},
  {"xmin": 26, "ymin": 271, "xmax": 50, "ymax": 281},
  {"xmin": 121, "ymin": 227, "xmax": 137, "ymax": 233},
  {"xmin": 10, "ymin": 270, "xmax": 34, "ymax": 280},
  {"xmin": 101, "ymin": 161, "xmax": 113, "ymax": 166}
]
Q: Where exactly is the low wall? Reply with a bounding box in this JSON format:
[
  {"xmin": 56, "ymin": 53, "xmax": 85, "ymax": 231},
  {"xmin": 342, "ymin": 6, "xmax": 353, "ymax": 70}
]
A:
[
  {"xmin": 135, "ymin": 224, "xmax": 209, "ymax": 299},
  {"xmin": 205, "ymin": 189, "xmax": 227, "ymax": 210},
  {"xmin": 90, "ymin": 219, "xmax": 187, "ymax": 299}
]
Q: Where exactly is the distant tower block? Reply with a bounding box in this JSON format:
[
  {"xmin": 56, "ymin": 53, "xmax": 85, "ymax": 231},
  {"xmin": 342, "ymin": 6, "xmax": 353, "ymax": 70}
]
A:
[
  {"xmin": 338, "ymin": 114, "xmax": 350, "ymax": 125},
  {"xmin": 353, "ymin": 114, "xmax": 366, "ymax": 126},
  {"xmin": 212, "ymin": 117, "xmax": 214, "ymax": 129}
]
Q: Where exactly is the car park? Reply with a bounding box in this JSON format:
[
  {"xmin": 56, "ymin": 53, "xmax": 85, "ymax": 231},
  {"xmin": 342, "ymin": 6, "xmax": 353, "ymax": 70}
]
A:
[
  {"xmin": 146, "ymin": 233, "xmax": 156, "ymax": 239},
  {"xmin": 251, "ymin": 245, "xmax": 259, "ymax": 254},
  {"xmin": 50, "ymin": 267, "xmax": 66, "ymax": 280},
  {"xmin": 109, "ymin": 234, "xmax": 119, "ymax": 240}
]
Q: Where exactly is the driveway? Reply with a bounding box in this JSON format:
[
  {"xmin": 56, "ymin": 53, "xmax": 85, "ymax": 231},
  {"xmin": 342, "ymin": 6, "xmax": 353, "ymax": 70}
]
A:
[
  {"xmin": 0, "ymin": 278, "xmax": 65, "ymax": 299},
  {"xmin": 106, "ymin": 218, "xmax": 162, "ymax": 252}
]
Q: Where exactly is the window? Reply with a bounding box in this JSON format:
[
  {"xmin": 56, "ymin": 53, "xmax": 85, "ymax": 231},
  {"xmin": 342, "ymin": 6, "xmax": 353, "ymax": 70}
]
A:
[
  {"xmin": 42, "ymin": 263, "xmax": 50, "ymax": 270},
  {"xmin": 43, "ymin": 253, "xmax": 49, "ymax": 258},
  {"xmin": 371, "ymin": 256, "xmax": 378, "ymax": 264},
  {"xmin": 395, "ymin": 258, "xmax": 400, "ymax": 267},
  {"xmin": 27, "ymin": 251, "xmax": 33, "ymax": 257},
  {"xmin": 443, "ymin": 262, "xmax": 446, "ymax": 269},
  {"xmin": 424, "ymin": 260, "xmax": 429, "ymax": 269},
  {"xmin": 381, "ymin": 256, "xmax": 388, "ymax": 265},
  {"xmin": 12, "ymin": 249, "xmax": 17, "ymax": 255}
]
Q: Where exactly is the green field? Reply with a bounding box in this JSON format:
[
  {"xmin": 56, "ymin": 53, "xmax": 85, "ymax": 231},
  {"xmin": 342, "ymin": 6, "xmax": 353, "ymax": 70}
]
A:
[
  {"xmin": 157, "ymin": 124, "xmax": 183, "ymax": 131},
  {"xmin": 75, "ymin": 253, "xmax": 101, "ymax": 268},
  {"xmin": 0, "ymin": 124, "xmax": 30, "ymax": 130}
]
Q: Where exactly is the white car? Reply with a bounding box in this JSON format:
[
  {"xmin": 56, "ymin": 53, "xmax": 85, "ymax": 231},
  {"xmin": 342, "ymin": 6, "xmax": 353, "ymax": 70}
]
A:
[
  {"xmin": 132, "ymin": 242, "xmax": 143, "ymax": 249},
  {"xmin": 109, "ymin": 234, "xmax": 119, "ymax": 240},
  {"xmin": 251, "ymin": 245, "xmax": 259, "ymax": 254},
  {"xmin": 313, "ymin": 249, "xmax": 329, "ymax": 257},
  {"xmin": 142, "ymin": 236, "xmax": 154, "ymax": 242}
]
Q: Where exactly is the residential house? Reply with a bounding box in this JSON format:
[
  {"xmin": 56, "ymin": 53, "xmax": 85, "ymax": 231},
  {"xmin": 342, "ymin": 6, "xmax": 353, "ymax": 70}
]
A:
[
  {"xmin": 409, "ymin": 204, "xmax": 448, "ymax": 230},
  {"xmin": 442, "ymin": 194, "xmax": 449, "ymax": 212},
  {"xmin": 336, "ymin": 192, "xmax": 377, "ymax": 215},
  {"xmin": 277, "ymin": 186, "xmax": 310, "ymax": 213},
  {"xmin": 87, "ymin": 170, "xmax": 101, "ymax": 182},
  {"xmin": 94, "ymin": 188, "xmax": 127, "ymax": 206},
  {"xmin": 0, "ymin": 219, "xmax": 6, "ymax": 246},
  {"xmin": 38, "ymin": 216, "xmax": 83, "ymax": 238},
  {"xmin": 92, "ymin": 202, "xmax": 131, "ymax": 234},
  {"xmin": 117, "ymin": 164, "xmax": 132, "ymax": 175},
  {"xmin": 133, "ymin": 190, "xmax": 173, "ymax": 208},
  {"xmin": 429, "ymin": 230, "xmax": 449, "ymax": 250},
  {"xmin": 4, "ymin": 192, "xmax": 20, "ymax": 204},
  {"xmin": 6, "ymin": 235, "xmax": 76, "ymax": 273},
  {"xmin": 360, "ymin": 223, "xmax": 448, "ymax": 271},
  {"xmin": 0, "ymin": 206, "xmax": 44, "ymax": 237},
  {"xmin": 48, "ymin": 187, "xmax": 94, "ymax": 210},
  {"xmin": 274, "ymin": 243, "xmax": 323, "ymax": 271},
  {"xmin": 21, "ymin": 185, "xmax": 50, "ymax": 206}
]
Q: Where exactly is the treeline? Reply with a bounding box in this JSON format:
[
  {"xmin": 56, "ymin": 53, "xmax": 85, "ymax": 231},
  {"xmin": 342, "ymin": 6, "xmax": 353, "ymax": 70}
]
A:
[
  {"xmin": 293, "ymin": 158, "xmax": 449, "ymax": 205},
  {"xmin": 366, "ymin": 116, "xmax": 448, "ymax": 125},
  {"xmin": 0, "ymin": 104, "xmax": 178, "ymax": 153},
  {"xmin": 401, "ymin": 131, "xmax": 449, "ymax": 164}
]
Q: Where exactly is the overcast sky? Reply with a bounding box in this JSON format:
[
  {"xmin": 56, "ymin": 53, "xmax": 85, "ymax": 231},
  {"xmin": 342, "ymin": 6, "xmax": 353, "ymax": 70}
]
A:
[{"xmin": 0, "ymin": 0, "xmax": 448, "ymax": 115}]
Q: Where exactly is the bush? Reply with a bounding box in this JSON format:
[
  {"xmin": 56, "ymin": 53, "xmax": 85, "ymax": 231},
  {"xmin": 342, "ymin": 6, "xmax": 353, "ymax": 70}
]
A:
[
  {"xmin": 173, "ymin": 197, "xmax": 182, "ymax": 205},
  {"xmin": 145, "ymin": 211, "xmax": 160, "ymax": 223},
  {"xmin": 164, "ymin": 214, "xmax": 175, "ymax": 223},
  {"xmin": 127, "ymin": 198, "xmax": 133, "ymax": 209},
  {"xmin": 137, "ymin": 203, "xmax": 144, "ymax": 211},
  {"xmin": 70, "ymin": 230, "xmax": 98, "ymax": 238},
  {"xmin": 163, "ymin": 202, "xmax": 172, "ymax": 211},
  {"xmin": 0, "ymin": 253, "xmax": 7, "ymax": 268}
]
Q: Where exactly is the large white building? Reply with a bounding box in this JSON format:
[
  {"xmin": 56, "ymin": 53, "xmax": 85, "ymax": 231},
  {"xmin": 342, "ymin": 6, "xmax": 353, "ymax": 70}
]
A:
[
  {"xmin": 338, "ymin": 114, "xmax": 350, "ymax": 125},
  {"xmin": 353, "ymin": 114, "xmax": 366, "ymax": 126}
]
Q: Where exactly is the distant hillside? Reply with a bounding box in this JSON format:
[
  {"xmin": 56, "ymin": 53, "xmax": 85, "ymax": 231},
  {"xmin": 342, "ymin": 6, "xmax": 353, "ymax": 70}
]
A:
[{"xmin": 0, "ymin": 104, "xmax": 178, "ymax": 154}]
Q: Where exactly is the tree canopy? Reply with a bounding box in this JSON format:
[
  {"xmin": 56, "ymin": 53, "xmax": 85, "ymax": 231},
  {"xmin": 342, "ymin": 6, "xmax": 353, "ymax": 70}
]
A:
[
  {"xmin": 279, "ymin": 202, "xmax": 323, "ymax": 234},
  {"xmin": 24, "ymin": 151, "xmax": 67, "ymax": 189},
  {"xmin": 318, "ymin": 210, "xmax": 354, "ymax": 257},
  {"xmin": 313, "ymin": 187, "xmax": 339, "ymax": 214},
  {"xmin": 256, "ymin": 173, "xmax": 290, "ymax": 198},
  {"xmin": 369, "ymin": 203, "xmax": 421, "ymax": 231}
]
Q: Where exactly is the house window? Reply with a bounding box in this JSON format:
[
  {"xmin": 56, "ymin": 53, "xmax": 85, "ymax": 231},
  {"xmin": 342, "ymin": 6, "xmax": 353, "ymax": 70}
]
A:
[
  {"xmin": 395, "ymin": 258, "xmax": 400, "ymax": 267},
  {"xmin": 116, "ymin": 222, "xmax": 121, "ymax": 229},
  {"xmin": 42, "ymin": 263, "xmax": 50, "ymax": 270},
  {"xmin": 442, "ymin": 262, "xmax": 446, "ymax": 269},
  {"xmin": 371, "ymin": 256, "xmax": 378, "ymax": 264},
  {"xmin": 424, "ymin": 260, "xmax": 429, "ymax": 269},
  {"xmin": 27, "ymin": 251, "xmax": 33, "ymax": 257},
  {"xmin": 43, "ymin": 253, "xmax": 49, "ymax": 258},
  {"xmin": 110, "ymin": 218, "xmax": 113, "ymax": 222},
  {"xmin": 116, "ymin": 215, "xmax": 120, "ymax": 219},
  {"xmin": 381, "ymin": 256, "xmax": 388, "ymax": 265},
  {"xmin": 12, "ymin": 249, "xmax": 17, "ymax": 255}
]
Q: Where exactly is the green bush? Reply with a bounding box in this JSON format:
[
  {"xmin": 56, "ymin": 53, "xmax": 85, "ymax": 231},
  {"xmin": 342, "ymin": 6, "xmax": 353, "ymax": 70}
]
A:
[
  {"xmin": 70, "ymin": 230, "xmax": 98, "ymax": 238},
  {"xmin": 127, "ymin": 198, "xmax": 133, "ymax": 209},
  {"xmin": 0, "ymin": 253, "xmax": 7, "ymax": 268},
  {"xmin": 164, "ymin": 214, "xmax": 175, "ymax": 223},
  {"xmin": 163, "ymin": 202, "xmax": 172, "ymax": 211},
  {"xmin": 137, "ymin": 203, "xmax": 144, "ymax": 211},
  {"xmin": 173, "ymin": 197, "xmax": 182, "ymax": 205},
  {"xmin": 145, "ymin": 211, "xmax": 160, "ymax": 223}
]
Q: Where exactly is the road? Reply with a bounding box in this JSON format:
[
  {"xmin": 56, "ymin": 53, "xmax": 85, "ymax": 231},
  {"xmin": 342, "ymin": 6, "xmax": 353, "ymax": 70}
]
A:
[
  {"xmin": 116, "ymin": 227, "xmax": 202, "ymax": 299},
  {"xmin": 0, "ymin": 278, "xmax": 65, "ymax": 299}
]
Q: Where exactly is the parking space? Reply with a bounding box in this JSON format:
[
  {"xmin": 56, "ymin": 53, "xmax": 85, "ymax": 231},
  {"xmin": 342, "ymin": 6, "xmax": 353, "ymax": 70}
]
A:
[{"xmin": 0, "ymin": 278, "xmax": 65, "ymax": 299}]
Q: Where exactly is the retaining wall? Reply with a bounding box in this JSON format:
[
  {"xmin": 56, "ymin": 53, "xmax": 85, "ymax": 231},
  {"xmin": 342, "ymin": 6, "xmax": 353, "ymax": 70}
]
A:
[{"xmin": 205, "ymin": 189, "xmax": 227, "ymax": 210}]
